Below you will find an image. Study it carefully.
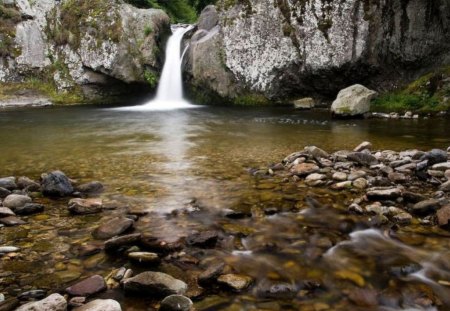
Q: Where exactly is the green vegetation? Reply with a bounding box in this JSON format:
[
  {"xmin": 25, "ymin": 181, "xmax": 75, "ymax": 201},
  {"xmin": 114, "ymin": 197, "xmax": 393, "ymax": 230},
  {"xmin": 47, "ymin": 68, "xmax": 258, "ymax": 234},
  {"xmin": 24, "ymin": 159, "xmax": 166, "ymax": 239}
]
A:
[
  {"xmin": 144, "ymin": 70, "xmax": 159, "ymax": 88},
  {"xmin": 144, "ymin": 24, "xmax": 153, "ymax": 36},
  {"xmin": 125, "ymin": 0, "xmax": 216, "ymax": 23},
  {"xmin": 0, "ymin": 3, "xmax": 22, "ymax": 57},
  {"xmin": 371, "ymin": 66, "xmax": 450, "ymax": 113}
]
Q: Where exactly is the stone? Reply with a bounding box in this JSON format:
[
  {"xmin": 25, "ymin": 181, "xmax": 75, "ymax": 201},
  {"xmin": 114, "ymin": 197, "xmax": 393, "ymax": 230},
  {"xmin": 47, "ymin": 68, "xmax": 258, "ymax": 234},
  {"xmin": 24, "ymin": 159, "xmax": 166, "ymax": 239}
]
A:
[
  {"xmin": 122, "ymin": 271, "xmax": 187, "ymax": 296},
  {"xmin": 331, "ymin": 181, "xmax": 352, "ymax": 190},
  {"xmin": 198, "ymin": 262, "xmax": 225, "ymax": 285},
  {"xmin": 403, "ymin": 191, "xmax": 426, "ymax": 203},
  {"xmin": 412, "ymin": 199, "xmax": 441, "ymax": 215},
  {"xmin": 0, "ymin": 216, "xmax": 25, "ymax": 226},
  {"xmin": 352, "ymin": 178, "xmax": 368, "ymax": 189},
  {"xmin": 390, "ymin": 159, "xmax": 411, "ymax": 168},
  {"xmin": 388, "ymin": 172, "xmax": 407, "ymax": 183},
  {"xmin": 141, "ymin": 235, "xmax": 184, "ymax": 253},
  {"xmin": 41, "ymin": 171, "xmax": 74, "ymax": 197},
  {"xmin": 186, "ymin": 230, "xmax": 218, "ymax": 248},
  {"xmin": 159, "ymin": 295, "xmax": 193, "ymax": 311},
  {"xmin": 446, "ymin": 170, "xmax": 450, "ymax": 180},
  {"xmin": 440, "ymin": 181, "xmax": 450, "ymax": 192},
  {"xmin": 347, "ymin": 288, "xmax": 378, "ymax": 307},
  {"xmin": 16, "ymin": 293, "xmax": 67, "ymax": 311},
  {"xmin": 73, "ymin": 299, "xmax": 121, "ymax": 311},
  {"xmin": 0, "ymin": 246, "xmax": 20, "ymax": 254},
  {"xmin": 420, "ymin": 149, "xmax": 448, "ymax": 166},
  {"xmin": 305, "ymin": 173, "xmax": 326, "ymax": 182},
  {"xmin": 76, "ymin": 181, "xmax": 104, "ymax": 194},
  {"xmin": 68, "ymin": 297, "xmax": 86, "ymax": 308},
  {"xmin": 290, "ymin": 163, "xmax": 319, "ymax": 176},
  {"xmin": 393, "ymin": 212, "xmax": 413, "ymax": 225},
  {"xmin": 66, "ymin": 275, "xmax": 106, "ymax": 297},
  {"xmin": 197, "ymin": 5, "xmax": 219, "ymax": 31},
  {"xmin": 436, "ymin": 205, "xmax": 450, "ymax": 227},
  {"xmin": 348, "ymin": 170, "xmax": 367, "ymax": 181},
  {"xmin": 14, "ymin": 203, "xmax": 44, "ymax": 215},
  {"xmin": 304, "ymin": 146, "xmax": 329, "ymax": 159},
  {"xmin": 431, "ymin": 162, "xmax": 450, "ymax": 171},
  {"xmin": 0, "ymin": 177, "xmax": 16, "ymax": 190},
  {"xmin": 128, "ymin": 252, "xmax": 160, "ymax": 264},
  {"xmin": 68, "ymin": 198, "xmax": 102, "ymax": 214},
  {"xmin": 0, "ymin": 187, "xmax": 11, "ymax": 199},
  {"xmin": 331, "ymin": 85, "xmax": 377, "ymax": 117},
  {"xmin": 347, "ymin": 152, "xmax": 378, "ymax": 166},
  {"xmin": 428, "ymin": 170, "xmax": 444, "ymax": 178},
  {"xmin": 18, "ymin": 290, "xmax": 47, "ymax": 301},
  {"xmin": 16, "ymin": 177, "xmax": 40, "ymax": 192},
  {"xmin": 332, "ymin": 172, "xmax": 348, "ymax": 181},
  {"xmin": 0, "ymin": 207, "xmax": 15, "ymax": 217},
  {"xmin": 366, "ymin": 188, "xmax": 402, "ymax": 200},
  {"xmin": 104, "ymin": 233, "xmax": 141, "ymax": 251},
  {"xmin": 294, "ymin": 97, "xmax": 315, "ymax": 109},
  {"xmin": 348, "ymin": 203, "xmax": 364, "ymax": 214},
  {"xmin": 93, "ymin": 217, "xmax": 134, "ymax": 239},
  {"xmin": 255, "ymin": 281, "xmax": 297, "ymax": 299},
  {"xmin": 2, "ymin": 194, "xmax": 31, "ymax": 209},
  {"xmin": 354, "ymin": 141, "xmax": 372, "ymax": 152},
  {"xmin": 217, "ymin": 274, "xmax": 253, "ymax": 292}
]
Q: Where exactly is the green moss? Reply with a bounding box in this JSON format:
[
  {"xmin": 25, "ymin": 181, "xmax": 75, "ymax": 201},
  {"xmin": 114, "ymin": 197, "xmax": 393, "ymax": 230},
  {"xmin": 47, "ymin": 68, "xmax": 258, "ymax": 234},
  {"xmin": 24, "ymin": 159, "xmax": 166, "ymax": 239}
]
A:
[
  {"xmin": 144, "ymin": 24, "xmax": 153, "ymax": 36},
  {"xmin": 144, "ymin": 70, "xmax": 159, "ymax": 88},
  {"xmin": 371, "ymin": 66, "xmax": 450, "ymax": 113}
]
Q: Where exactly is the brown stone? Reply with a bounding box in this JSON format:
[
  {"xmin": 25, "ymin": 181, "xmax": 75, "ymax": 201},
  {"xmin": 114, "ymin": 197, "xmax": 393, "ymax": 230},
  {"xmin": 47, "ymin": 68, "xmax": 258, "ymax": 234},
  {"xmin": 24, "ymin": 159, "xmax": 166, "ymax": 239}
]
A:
[
  {"xmin": 93, "ymin": 217, "xmax": 134, "ymax": 240},
  {"xmin": 437, "ymin": 205, "xmax": 450, "ymax": 227},
  {"xmin": 290, "ymin": 163, "xmax": 319, "ymax": 176},
  {"xmin": 68, "ymin": 198, "xmax": 102, "ymax": 214},
  {"xmin": 66, "ymin": 275, "xmax": 106, "ymax": 297}
]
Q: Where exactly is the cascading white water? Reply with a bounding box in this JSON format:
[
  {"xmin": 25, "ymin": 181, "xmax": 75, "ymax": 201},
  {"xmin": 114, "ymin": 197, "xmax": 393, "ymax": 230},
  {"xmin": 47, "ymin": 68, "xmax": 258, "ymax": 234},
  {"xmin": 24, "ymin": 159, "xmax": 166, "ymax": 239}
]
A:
[{"xmin": 114, "ymin": 25, "xmax": 197, "ymax": 111}]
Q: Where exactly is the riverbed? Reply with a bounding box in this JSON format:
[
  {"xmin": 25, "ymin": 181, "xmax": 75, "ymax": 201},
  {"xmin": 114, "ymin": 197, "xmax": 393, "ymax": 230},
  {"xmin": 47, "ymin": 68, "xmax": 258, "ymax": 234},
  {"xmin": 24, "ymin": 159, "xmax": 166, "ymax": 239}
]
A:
[{"xmin": 1, "ymin": 105, "xmax": 450, "ymax": 310}]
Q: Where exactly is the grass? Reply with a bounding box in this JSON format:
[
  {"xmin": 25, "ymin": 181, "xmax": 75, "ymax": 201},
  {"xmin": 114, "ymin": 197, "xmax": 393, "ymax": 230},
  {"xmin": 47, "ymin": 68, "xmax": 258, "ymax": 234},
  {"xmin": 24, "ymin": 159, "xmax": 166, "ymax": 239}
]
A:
[{"xmin": 371, "ymin": 66, "xmax": 450, "ymax": 113}]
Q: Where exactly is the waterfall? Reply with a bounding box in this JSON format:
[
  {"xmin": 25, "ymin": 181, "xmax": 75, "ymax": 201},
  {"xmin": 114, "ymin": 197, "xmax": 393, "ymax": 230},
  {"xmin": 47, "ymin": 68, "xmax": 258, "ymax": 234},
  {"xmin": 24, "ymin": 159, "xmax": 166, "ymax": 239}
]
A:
[{"xmin": 114, "ymin": 25, "xmax": 196, "ymax": 111}]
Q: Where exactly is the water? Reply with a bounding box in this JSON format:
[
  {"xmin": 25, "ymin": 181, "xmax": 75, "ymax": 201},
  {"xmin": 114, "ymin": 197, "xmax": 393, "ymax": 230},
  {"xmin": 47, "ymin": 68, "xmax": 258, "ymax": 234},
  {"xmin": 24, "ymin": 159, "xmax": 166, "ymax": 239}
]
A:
[
  {"xmin": 0, "ymin": 106, "xmax": 450, "ymax": 310},
  {"xmin": 115, "ymin": 25, "xmax": 197, "ymax": 111}
]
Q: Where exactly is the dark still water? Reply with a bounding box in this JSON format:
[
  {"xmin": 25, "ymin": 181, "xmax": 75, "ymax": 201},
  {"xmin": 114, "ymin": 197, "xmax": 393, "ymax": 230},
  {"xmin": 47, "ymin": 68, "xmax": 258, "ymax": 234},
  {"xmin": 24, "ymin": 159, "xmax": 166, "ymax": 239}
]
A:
[{"xmin": 0, "ymin": 105, "xmax": 449, "ymax": 310}]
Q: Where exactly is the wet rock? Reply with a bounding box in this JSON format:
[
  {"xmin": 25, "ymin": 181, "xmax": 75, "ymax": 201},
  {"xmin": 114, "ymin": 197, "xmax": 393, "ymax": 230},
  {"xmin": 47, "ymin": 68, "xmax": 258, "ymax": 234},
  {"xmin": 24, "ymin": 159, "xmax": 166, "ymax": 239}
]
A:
[
  {"xmin": 40, "ymin": 171, "xmax": 73, "ymax": 197},
  {"xmin": 352, "ymin": 178, "xmax": 368, "ymax": 189},
  {"xmin": 370, "ymin": 176, "xmax": 392, "ymax": 187},
  {"xmin": 141, "ymin": 235, "xmax": 184, "ymax": 253},
  {"xmin": 76, "ymin": 181, "xmax": 104, "ymax": 195},
  {"xmin": 16, "ymin": 177, "xmax": 40, "ymax": 192},
  {"xmin": 18, "ymin": 290, "xmax": 46, "ymax": 301},
  {"xmin": 0, "ymin": 246, "xmax": 20, "ymax": 254},
  {"xmin": 159, "ymin": 295, "xmax": 193, "ymax": 311},
  {"xmin": 73, "ymin": 299, "xmax": 121, "ymax": 311},
  {"xmin": 16, "ymin": 293, "xmax": 66, "ymax": 311},
  {"xmin": 68, "ymin": 198, "xmax": 102, "ymax": 215},
  {"xmin": 354, "ymin": 141, "xmax": 372, "ymax": 152},
  {"xmin": 186, "ymin": 231, "xmax": 218, "ymax": 248},
  {"xmin": 104, "ymin": 233, "xmax": 141, "ymax": 251},
  {"xmin": 348, "ymin": 203, "xmax": 364, "ymax": 214},
  {"xmin": 290, "ymin": 163, "xmax": 319, "ymax": 176},
  {"xmin": 198, "ymin": 262, "xmax": 225, "ymax": 285},
  {"xmin": 445, "ymin": 170, "xmax": 450, "ymax": 180},
  {"xmin": 393, "ymin": 212, "xmax": 413, "ymax": 225},
  {"xmin": 347, "ymin": 288, "xmax": 378, "ymax": 307},
  {"xmin": 93, "ymin": 217, "xmax": 134, "ymax": 239},
  {"xmin": 411, "ymin": 199, "xmax": 441, "ymax": 215},
  {"xmin": 331, "ymin": 181, "xmax": 352, "ymax": 190},
  {"xmin": 335, "ymin": 270, "xmax": 365, "ymax": 287},
  {"xmin": 305, "ymin": 173, "xmax": 326, "ymax": 186},
  {"xmin": 388, "ymin": 172, "xmax": 407, "ymax": 183},
  {"xmin": 0, "ymin": 187, "xmax": 11, "ymax": 199},
  {"xmin": 347, "ymin": 152, "xmax": 378, "ymax": 166},
  {"xmin": 431, "ymin": 162, "xmax": 450, "ymax": 171},
  {"xmin": 420, "ymin": 149, "xmax": 448, "ymax": 166},
  {"xmin": 0, "ymin": 216, "xmax": 25, "ymax": 226},
  {"xmin": 66, "ymin": 275, "xmax": 106, "ymax": 297},
  {"xmin": 0, "ymin": 298, "xmax": 20, "ymax": 310},
  {"xmin": 68, "ymin": 297, "xmax": 85, "ymax": 308},
  {"xmin": 403, "ymin": 191, "xmax": 426, "ymax": 203},
  {"xmin": 440, "ymin": 181, "xmax": 450, "ymax": 192},
  {"xmin": 128, "ymin": 252, "xmax": 160, "ymax": 264},
  {"xmin": 332, "ymin": 172, "xmax": 348, "ymax": 181},
  {"xmin": 222, "ymin": 209, "xmax": 250, "ymax": 219},
  {"xmin": 366, "ymin": 187, "xmax": 402, "ymax": 200},
  {"xmin": 0, "ymin": 177, "xmax": 16, "ymax": 190},
  {"xmin": 122, "ymin": 271, "xmax": 187, "ymax": 296},
  {"xmin": 348, "ymin": 170, "xmax": 367, "ymax": 181},
  {"xmin": 255, "ymin": 280, "xmax": 297, "ymax": 299},
  {"xmin": 14, "ymin": 203, "xmax": 44, "ymax": 215},
  {"xmin": 365, "ymin": 203, "xmax": 385, "ymax": 215},
  {"xmin": 389, "ymin": 159, "xmax": 411, "ymax": 168},
  {"xmin": 304, "ymin": 146, "xmax": 329, "ymax": 159},
  {"xmin": 217, "ymin": 274, "xmax": 253, "ymax": 292},
  {"xmin": 2, "ymin": 194, "xmax": 31, "ymax": 209},
  {"xmin": 76, "ymin": 244, "xmax": 103, "ymax": 257},
  {"xmin": 436, "ymin": 205, "xmax": 450, "ymax": 227},
  {"xmin": 0, "ymin": 207, "xmax": 15, "ymax": 217}
]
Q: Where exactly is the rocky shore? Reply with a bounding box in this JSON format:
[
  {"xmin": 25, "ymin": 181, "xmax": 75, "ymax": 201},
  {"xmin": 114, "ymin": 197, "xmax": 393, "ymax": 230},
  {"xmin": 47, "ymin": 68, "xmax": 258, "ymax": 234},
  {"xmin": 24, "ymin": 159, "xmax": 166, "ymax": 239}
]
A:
[{"xmin": 1, "ymin": 143, "xmax": 450, "ymax": 310}]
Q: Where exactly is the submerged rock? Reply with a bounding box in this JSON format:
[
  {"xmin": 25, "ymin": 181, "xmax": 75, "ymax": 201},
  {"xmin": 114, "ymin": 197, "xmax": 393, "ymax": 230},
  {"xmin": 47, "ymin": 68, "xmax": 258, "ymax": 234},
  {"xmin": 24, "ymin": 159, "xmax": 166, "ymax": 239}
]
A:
[
  {"xmin": 412, "ymin": 199, "xmax": 441, "ymax": 215},
  {"xmin": 186, "ymin": 230, "xmax": 218, "ymax": 248},
  {"xmin": 217, "ymin": 274, "xmax": 253, "ymax": 292},
  {"xmin": 76, "ymin": 181, "xmax": 104, "ymax": 195},
  {"xmin": 122, "ymin": 271, "xmax": 187, "ymax": 296},
  {"xmin": 41, "ymin": 171, "xmax": 73, "ymax": 197},
  {"xmin": 66, "ymin": 275, "xmax": 106, "ymax": 297},
  {"xmin": 73, "ymin": 299, "xmax": 121, "ymax": 311},
  {"xmin": 16, "ymin": 293, "xmax": 66, "ymax": 311},
  {"xmin": 198, "ymin": 262, "xmax": 226, "ymax": 285},
  {"xmin": 104, "ymin": 233, "xmax": 141, "ymax": 251},
  {"xmin": 0, "ymin": 216, "xmax": 26, "ymax": 226},
  {"xmin": 14, "ymin": 203, "xmax": 44, "ymax": 215},
  {"xmin": 159, "ymin": 295, "xmax": 193, "ymax": 311},
  {"xmin": 128, "ymin": 252, "xmax": 160, "ymax": 264},
  {"xmin": 68, "ymin": 198, "xmax": 102, "ymax": 214},
  {"xmin": 93, "ymin": 217, "xmax": 134, "ymax": 239},
  {"xmin": 331, "ymin": 85, "xmax": 377, "ymax": 117}
]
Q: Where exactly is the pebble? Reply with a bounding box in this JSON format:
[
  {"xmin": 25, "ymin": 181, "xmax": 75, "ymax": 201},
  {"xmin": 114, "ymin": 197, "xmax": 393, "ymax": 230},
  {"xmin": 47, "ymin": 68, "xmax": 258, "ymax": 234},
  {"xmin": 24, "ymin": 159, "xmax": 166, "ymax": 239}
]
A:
[
  {"xmin": 366, "ymin": 187, "xmax": 402, "ymax": 200},
  {"xmin": 332, "ymin": 172, "xmax": 347, "ymax": 181},
  {"xmin": 352, "ymin": 178, "xmax": 368, "ymax": 189}
]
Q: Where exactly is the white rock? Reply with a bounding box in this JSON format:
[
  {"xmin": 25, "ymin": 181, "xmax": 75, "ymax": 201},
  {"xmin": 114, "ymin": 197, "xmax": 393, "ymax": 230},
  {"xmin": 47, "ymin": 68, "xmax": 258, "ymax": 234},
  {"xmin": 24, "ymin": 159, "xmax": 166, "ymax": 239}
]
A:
[
  {"xmin": 73, "ymin": 299, "xmax": 122, "ymax": 311},
  {"xmin": 331, "ymin": 85, "xmax": 377, "ymax": 117},
  {"xmin": 16, "ymin": 293, "xmax": 67, "ymax": 311}
]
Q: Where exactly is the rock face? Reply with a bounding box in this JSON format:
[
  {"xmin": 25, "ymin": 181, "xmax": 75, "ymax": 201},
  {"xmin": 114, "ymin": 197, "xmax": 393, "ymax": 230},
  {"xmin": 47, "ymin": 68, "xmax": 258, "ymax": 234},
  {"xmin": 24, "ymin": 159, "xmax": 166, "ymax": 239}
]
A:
[
  {"xmin": 186, "ymin": 1, "xmax": 450, "ymax": 103},
  {"xmin": 331, "ymin": 85, "xmax": 377, "ymax": 117},
  {"xmin": 16, "ymin": 293, "xmax": 67, "ymax": 311},
  {"xmin": 0, "ymin": 0, "xmax": 170, "ymax": 100}
]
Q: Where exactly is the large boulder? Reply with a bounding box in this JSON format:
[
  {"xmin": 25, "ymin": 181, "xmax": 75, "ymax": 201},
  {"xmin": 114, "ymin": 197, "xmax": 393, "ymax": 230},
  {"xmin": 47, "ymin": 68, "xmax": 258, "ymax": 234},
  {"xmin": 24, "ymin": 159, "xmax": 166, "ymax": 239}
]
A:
[
  {"xmin": 16, "ymin": 293, "xmax": 67, "ymax": 311},
  {"xmin": 41, "ymin": 171, "xmax": 73, "ymax": 197},
  {"xmin": 331, "ymin": 85, "xmax": 377, "ymax": 117}
]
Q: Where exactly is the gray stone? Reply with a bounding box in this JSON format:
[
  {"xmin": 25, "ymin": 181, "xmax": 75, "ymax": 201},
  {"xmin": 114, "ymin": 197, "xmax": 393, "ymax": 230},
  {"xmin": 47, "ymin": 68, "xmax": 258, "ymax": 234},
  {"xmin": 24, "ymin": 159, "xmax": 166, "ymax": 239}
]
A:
[
  {"xmin": 14, "ymin": 203, "xmax": 44, "ymax": 215},
  {"xmin": 366, "ymin": 187, "xmax": 402, "ymax": 200},
  {"xmin": 354, "ymin": 141, "xmax": 372, "ymax": 152},
  {"xmin": 348, "ymin": 170, "xmax": 367, "ymax": 181},
  {"xmin": 159, "ymin": 295, "xmax": 193, "ymax": 311},
  {"xmin": 352, "ymin": 178, "xmax": 368, "ymax": 189},
  {"xmin": 332, "ymin": 172, "xmax": 348, "ymax": 181},
  {"xmin": 68, "ymin": 198, "xmax": 102, "ymax": 214},
  {"xmin": 420, "ymin": 149, "xmax": 448, "ymax": 166},
  {"xmin": 16, "ymin": 177, "xmax": 40, "ymax": 192},
  {"xmin": 0, "ymin": 207, "xmax": 15, "ymax": 217},
  {"xmin": 412, "ymin": 199, "xmax": 441, "ymax": 215},
  {"xmin": 104, "ymin": 233, "xmax": 141, "ymax": 251},
  {"xmin": 93, "ymin": 217, "xmax": 134, "ymax": 239},
  {"xmin": 440, "ymin": 181, "xmax": 450, "ymax": 192},
  {"xmin": 122, "ymin": 271, "xmax": 187, "ymax": 296},
  {"xmin": 41, "ymin": 171, "xmax": 73, "ymax": 197},
  {"xmin": 217, "ymin": 274, "xmax": 253, "ymax": 292},
  {"xmin": 431, "ymin": 162, "xmax": 450, "ymax": 171},
  {"xmin": 0, "ymin": 187, "xmax": 11, "ymax": 199},
  {"xmin": 73, "ymin": 299, "xmax": 121, "ymax": 311},
  {"xmin": 294, "ymin": 97, "xmax": 315, "ymax": 109},
  {"xmin": 331, "ymin": 85, "xmax": 377, "ymax": 117},
  {"xmin": 304, "ymin": 146, "xmax": 329, "ymax": 159},
  {"xmin": 128, "ymin": 252, "xmax": 160, "ymax": 264},
  {"xmin": 393, "ymin": 212, "xmax": 413, "ymax": 225},
  {"xmin": 76, "ymin": 181, "xmax": 104, "ymax": 194},
  {"xmin": 0, "ymin": 216, "xmax": 25, "ymax": 226},
  {"xmin": 2, "ymin": 194, "xmax": 31, "ymax": 209},
  {"xmin": 388, "ymin": 172, "xmax": 407, "ymax": 183},
  {"xmin": 197, "ymin": 5, "xmax": 218, "ymax": 31},
  {"xmin": 290, "ymin": 163, "xmax": 319, "ymax": 176},
  {"xmin": 16, "ymin": 293, "xmax": 67, "ymax": 311},
  {"xmin": 0, "ymin": 177, "xmax": 16, "ymax": 190},
  {"xmin": 347, "ymin": 152, "xmax": 378, "ymax": 166}
]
